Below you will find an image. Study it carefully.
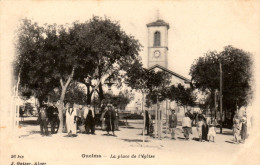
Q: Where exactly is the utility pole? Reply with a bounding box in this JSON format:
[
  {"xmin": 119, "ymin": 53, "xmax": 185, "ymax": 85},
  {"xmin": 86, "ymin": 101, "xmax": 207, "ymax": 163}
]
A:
[
  {"xmin": 155, "ymin": 95, "xmax": 158, "ymax": 138},
  {"xmin": 158, "ymin": 102, "xmax": 162, "ymax": 140},
  {"xmin": 214, "ymin": 89, "xmax": 218, "ymax": 119},
  {"xmin": 142, "ymin": 92, "xmax": 145, "ymax": 144},
  {"xmin": 219, "ymin": 62, "xmax": 223, "ymax": 134}
]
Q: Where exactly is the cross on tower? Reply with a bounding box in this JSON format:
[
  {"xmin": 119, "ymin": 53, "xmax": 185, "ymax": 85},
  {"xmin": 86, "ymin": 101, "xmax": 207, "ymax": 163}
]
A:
[{"xmin": 156, "ymin": 9, "xmax": 160, "ymax": 20}]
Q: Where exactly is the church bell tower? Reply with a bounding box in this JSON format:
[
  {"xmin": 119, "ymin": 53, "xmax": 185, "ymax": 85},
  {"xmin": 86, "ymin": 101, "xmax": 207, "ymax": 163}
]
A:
[{"xmin": 147, "ymin": 19, "xmax": 170, "ymax": 69}]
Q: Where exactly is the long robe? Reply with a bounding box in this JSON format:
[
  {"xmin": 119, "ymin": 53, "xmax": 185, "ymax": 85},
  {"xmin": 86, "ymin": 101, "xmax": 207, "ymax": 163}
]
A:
[
  {"xmin": 104, "ymin": 109, "xmax": 116, "ymax": 132},
  {"xmin": 66, "ymin": 108, "xmax": 77, "ymax": 134},
  {"xmin": 202, "ymin": 121, "xmax": 208, "ymax": 141},
  {"xmin": 241, "ymin": 117, "xmax": 247, "ymax": 140}
]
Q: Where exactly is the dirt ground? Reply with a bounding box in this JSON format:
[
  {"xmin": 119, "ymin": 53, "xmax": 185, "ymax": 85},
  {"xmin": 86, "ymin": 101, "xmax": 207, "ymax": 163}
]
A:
[{"xmin": 1, "ymin": 117, "xmax": 260, "ymax": 165}]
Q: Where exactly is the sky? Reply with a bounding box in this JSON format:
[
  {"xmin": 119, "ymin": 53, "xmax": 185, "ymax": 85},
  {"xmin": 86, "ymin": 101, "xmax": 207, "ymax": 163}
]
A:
[{"xmin": 0, "ymin": 0, "xmax": 260, "ymax": 109}]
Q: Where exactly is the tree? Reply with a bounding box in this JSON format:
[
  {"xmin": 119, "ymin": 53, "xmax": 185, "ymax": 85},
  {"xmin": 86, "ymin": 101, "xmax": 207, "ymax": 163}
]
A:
[
  {"xmin": 190, "ymin": 45, "xmax": 253, "ymax": 119},
  {"xmin": 15, "ymin": 16, "xmax": 142, "ymax": 133},
  {"xmin": 99, "ymin": 91, "xmax": 132, "ymax": 110},
  {"xmin": 15, "ymin": 19, "xmax": 94, "ymax": 133},
  {"xmin": 64, "ymin": 82, "xmax": 88, "ymax": 105},
  {"xmin": 74, "ymin": 16, "xmax": 142, "ymax": 105},
  {"xmin": 165, "ymin": 84, "xmax": 196, "ymax": 112},
  {"xmin": 126, "ymin": 60, "xmax": 172, "ymax": 107},
  {"xmin": 14, "ymin": 19, "xmax": 60, "ymax": 106}
]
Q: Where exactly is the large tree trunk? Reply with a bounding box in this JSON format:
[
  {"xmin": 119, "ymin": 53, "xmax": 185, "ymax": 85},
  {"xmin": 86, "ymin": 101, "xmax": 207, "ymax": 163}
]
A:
[
  {"xmin": 37, "ymin": 95, "xmax": 45, "ymax": 108},
  {"xmin": 57, "ymin": 67, "xmax": 75, "ymax": 134},
  {"xmin": 58, "ymin": 88, "xmax": 66, "ymax": 133},
  {"xmin": 98, "ymin": 83, "xmax": 104, "ymax": 103},
  {"xmin": 85, "ymin": 83, "xmax": 94, "ymax": 105}
]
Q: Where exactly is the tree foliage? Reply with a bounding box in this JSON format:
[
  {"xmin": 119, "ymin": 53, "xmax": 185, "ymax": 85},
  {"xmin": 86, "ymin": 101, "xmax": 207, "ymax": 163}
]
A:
[
  {"xmin": 101, "ymin": 91, "xmax": 133, "ymax": 110},
  {"xmin": 126, "ymin": 61, "xmax": 171, "ymax": 94},
  {"xmin": 15, "ymin": 17, "xmax": 142, "ymax": 133},
  {"xmin": 126, "ymin": 61, "xmax": 173, "ymax": 107},
  {"xmin": 73, "ymin": 16, "xmax": 142, "ymax": 104},
  {"xmin": 14, "ymin": 19, "xmax": 60, "ymax": 105},
  {"xmin": 165, "ymin": 84, "xmax": 196, "ymax": 108},
  {"xmin": 190, "ymin": 45, "xmax": 253, "ymax": 113}
]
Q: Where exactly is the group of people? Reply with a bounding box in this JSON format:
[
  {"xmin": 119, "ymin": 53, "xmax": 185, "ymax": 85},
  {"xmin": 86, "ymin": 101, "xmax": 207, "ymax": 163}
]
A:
[
  {"xmin": 100, "ymin": 104, "xmax": 119, "ymax": 136},
  {"xmin": 38, "ymin": 102, "xmax": 247, "ymax": 144},
  {"xmin": 169, "ymin": 109, "xmax": 248, "ymax": 144},
  {"xmin": 168, "ymin": 109, "xmax": 217, "ymax": 142},
  {"xmin": 63, "ymin": 103, "xmax": 120, "ymax": 137},
  {"xmin": 233, "ymin": 112, "xmax": 247, "ymax": 144},
  {"xmin": 65, "ymin": 103, "xmax": 96, "ymax": 136},
  {"xmin": 38, "ymin": 102, "xmax": 120, "ymax": 137},
  {"xmin": 38, "ymin": 103, "xmax": 59, "ymax": 136}
]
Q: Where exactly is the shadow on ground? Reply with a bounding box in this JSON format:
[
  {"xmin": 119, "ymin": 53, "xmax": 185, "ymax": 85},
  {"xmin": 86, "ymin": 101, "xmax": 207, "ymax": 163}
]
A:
[
  {"xmin": 225, "ymin": 140, "xmax": 236, "ymax": 144},
  {"xmin": 121, "ymin": 138, "xmax": 150, "ymax": 142},
  {"xmin": 101, "ymin": 133, "xmax": 117, "ymax": 137},
  {"xmin": 63, "ymin": 134, "xmax": 78, "ymax": 138},
  {"xmin": 120, "ymin": 126, "xmax": 141, "ymax": 129},
  {"xmin": 177, "ymin": 137, "xmax": 188, "ymax": 140},
  {"xmin": 19, "ymin": 130, "xmax": 44, "ymax": 138},
  {"xmin": 19, "ymin": 120, "xmax": 39, "ymax": 126},
  {"xmin": 219, "ymin": 131, "xmax": 233, "ymax": 136},
  {"xmin": 192, "ymin": 137, "xmax": 200, "ymax": 142}
]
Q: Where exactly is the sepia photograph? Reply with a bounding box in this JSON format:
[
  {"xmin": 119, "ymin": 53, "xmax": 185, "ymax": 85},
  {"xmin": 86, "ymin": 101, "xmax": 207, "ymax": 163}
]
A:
[{"xmin": 0, "ymin": 0, "xmax": 260, "ymax": 165}]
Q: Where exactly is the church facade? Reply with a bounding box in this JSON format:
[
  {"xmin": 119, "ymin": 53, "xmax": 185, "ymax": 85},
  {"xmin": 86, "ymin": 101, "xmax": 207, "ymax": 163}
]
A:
[
  {"xmin": 146, "ymin": 19, "xmax": 191, "ymax": 110},
  {"xmin": 126, "ymin": 19, "xmax": 192, "ymax": 118},
  {"xmin": 147, "ymin": 19, "xmax": 169, "ymax": 68},
  {"xmin": 145, "ymin": 19, "xmax": 192, "ymax": 137}
]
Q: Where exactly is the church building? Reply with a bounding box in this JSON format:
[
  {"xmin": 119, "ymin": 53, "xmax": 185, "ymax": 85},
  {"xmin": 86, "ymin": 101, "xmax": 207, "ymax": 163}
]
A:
[
  {"xmin": 143, "ymin": 18, "xmax": 194, "ymax": 138},
  {"xmin": 146, "ymin": 19, "xmax": 191, "ymax": 111}
]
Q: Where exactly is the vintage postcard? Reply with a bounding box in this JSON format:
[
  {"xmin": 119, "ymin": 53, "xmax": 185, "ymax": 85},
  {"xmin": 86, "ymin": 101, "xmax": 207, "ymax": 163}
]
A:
[{"xmin": 0, "ymin": 0, "xmax": 260, "ymax": 165}]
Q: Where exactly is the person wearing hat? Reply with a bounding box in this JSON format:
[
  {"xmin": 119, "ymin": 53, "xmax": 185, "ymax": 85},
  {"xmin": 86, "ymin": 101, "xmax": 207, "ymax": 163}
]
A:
[{"xmin": 169, "ymin": 109, "xmax": 178, "ymax": 140}]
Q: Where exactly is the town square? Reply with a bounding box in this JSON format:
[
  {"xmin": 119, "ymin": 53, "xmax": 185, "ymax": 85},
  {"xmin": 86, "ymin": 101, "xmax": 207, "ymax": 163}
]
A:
[{"xmin": 1, "ymin": 1, "xmax": 260, "ymax": 165}]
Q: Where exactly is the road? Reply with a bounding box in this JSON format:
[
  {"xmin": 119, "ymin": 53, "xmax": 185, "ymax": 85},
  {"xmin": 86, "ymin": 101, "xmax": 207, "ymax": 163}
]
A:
[{"xmin": 1, "ymin": 117, "xmax": 259, "ymax": 165}]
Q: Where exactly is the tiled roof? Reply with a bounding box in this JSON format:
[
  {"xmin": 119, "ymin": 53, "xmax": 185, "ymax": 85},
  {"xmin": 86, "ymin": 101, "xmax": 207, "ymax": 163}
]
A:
[
  {"xmin": 148, "ymin": 64, "xmax": 190, "ymax": 83},
  {"xmin": 146, "ymin": 19, "xmax": 170, "ymax": 29}
]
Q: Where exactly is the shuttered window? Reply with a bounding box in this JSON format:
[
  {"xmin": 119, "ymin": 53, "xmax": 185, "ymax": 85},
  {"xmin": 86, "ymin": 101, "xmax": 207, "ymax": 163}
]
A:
[{"xmin": 154, "ymin": 31, "xmax": 160, "ymax": 46}]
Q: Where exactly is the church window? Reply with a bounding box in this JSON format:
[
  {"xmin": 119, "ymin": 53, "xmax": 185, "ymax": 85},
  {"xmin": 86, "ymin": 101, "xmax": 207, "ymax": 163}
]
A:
[{"xmin": 154, "ymin": 31, "xmax": 161, "ymax": 46}]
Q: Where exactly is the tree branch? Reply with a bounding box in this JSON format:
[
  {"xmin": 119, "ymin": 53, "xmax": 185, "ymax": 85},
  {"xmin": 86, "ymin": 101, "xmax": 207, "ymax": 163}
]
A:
[
  {"xmin": 60, "ymin": 79, "xmax": 64, "ymax": 88},
  {"xmin": 64, "ymin": 67, "xmax": 75, "ymax": 89}
]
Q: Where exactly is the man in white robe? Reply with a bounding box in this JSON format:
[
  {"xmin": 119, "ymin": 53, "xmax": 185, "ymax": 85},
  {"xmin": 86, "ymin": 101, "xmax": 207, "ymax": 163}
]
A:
[{"xmin": 66, "ymin": 103, "xmax": 77, "ymax": 136}]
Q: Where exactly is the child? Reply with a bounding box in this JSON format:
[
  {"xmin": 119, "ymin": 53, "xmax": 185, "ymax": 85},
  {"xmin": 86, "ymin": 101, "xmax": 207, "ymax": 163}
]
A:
[
  {"xmin": 207, "ymin": 118, "xmax": 217, "ymax": 142},
  {"xmin": 196, "ymin": 115, "xmax": 203, "ymax": 142}
]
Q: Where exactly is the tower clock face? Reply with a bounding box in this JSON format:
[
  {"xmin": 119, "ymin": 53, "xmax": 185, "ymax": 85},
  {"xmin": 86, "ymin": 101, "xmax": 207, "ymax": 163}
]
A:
[{"xmin": 154, "ymin": 50, "xmax": 161, "ymax": 58}]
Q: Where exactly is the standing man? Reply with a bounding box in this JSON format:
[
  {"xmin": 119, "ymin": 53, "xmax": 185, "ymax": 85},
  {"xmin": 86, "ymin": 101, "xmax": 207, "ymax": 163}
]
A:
[
  {"xmin": 240, "ymin": 113, "xmax": 247, "ymax": 143},
  {"xmin": 182, "ymin": 113, "xmax": 192, "ymax": 140},
  {"xmin": 39, "ymin": 105, "xmax": 49, "ymax": 136},
  {"xmin": 100, "ymin": 106, "xmax": 108, "ymax": 131},
  {"xmin": 114, "ymin": 107, "xmax": 119, "ymax": 131},
  {"xmin": 52, "ymin": 103, "xmax": 59, "ymax": 133},
  {"xmin": 47, "ymin": 103, "xmax": 59, "ymax": 134},
  {"xmin": 77, "ymin": 105, "xmax": 85, "ymax": 133},
  {"xmin": 169, "ymin": 109, "xmax": 178, "ymax": 140},
  {"xmin": 145, "ymin": 109, "xmax": 150, "ymax": 135},
  {"xmin": 85, "ymin": 107, "xmax": 95, "ymax": 135},
  {"xmin": 66, "ymin": 102, "xmax": 77, "ymax": 137},
  {"xmin": 104, "ymin": 104, "xmax": 116, "ymax": 136}
]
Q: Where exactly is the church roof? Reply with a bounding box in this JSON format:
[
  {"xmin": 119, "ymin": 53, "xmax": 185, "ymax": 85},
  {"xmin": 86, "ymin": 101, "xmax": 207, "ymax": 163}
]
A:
[
  {"xmin": 148, "ymin": 64, "xmax": 191, "ymax": 83},
  {"xmin": 146, "ymin": 19, "xmax": 170, "ymax": 29}
]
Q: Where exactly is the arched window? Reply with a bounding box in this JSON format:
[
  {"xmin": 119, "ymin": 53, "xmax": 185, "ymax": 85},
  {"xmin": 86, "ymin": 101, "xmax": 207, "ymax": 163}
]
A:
[{"xmin": 154, "ymin": 31, "xmax": 161, "ymax": 46}]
